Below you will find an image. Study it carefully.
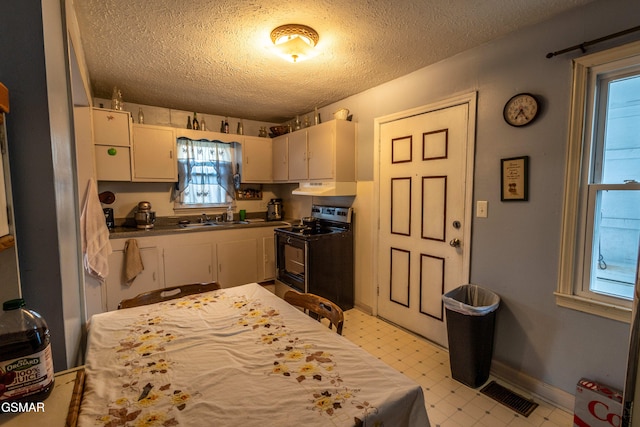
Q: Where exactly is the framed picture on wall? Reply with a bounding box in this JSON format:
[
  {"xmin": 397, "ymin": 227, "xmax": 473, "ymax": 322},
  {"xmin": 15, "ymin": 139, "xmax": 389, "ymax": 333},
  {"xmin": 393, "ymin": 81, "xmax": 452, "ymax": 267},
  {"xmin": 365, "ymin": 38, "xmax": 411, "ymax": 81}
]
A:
[{"xmin": 501, "ymin": 156, "xmax": 529, "ymax": 201}]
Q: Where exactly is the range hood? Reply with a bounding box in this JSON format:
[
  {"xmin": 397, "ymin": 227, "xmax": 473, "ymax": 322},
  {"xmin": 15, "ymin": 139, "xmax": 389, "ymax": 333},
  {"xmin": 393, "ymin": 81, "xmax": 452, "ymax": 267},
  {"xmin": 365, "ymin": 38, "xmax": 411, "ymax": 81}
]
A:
[{"xmin": 292, "ymin": 181, "xmax": 357, "ymax": 196}]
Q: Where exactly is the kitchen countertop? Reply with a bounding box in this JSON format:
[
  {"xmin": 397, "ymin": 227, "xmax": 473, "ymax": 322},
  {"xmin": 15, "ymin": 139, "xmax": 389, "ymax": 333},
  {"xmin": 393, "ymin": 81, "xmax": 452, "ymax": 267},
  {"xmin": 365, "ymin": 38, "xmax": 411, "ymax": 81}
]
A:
[{"xmin": 108, "ymin": 219, "xmax": 292, "ymax": 239}]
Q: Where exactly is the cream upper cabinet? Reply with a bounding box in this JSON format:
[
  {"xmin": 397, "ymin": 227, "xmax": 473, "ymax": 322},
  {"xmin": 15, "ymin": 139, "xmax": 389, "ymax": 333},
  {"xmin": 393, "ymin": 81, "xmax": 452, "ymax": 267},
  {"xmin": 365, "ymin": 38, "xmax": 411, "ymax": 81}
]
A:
[
  {"xmin": 240, "ymin": 136, "xmax": 272, "ymax": 183},
  {"xmin": 309, "ymin": 120, "xmax": 356, "ymax": 181},
  {"xmin": 177, "ymin": 128, "xmax": 238, "ymax": 144},
  {"xmin": 287, "ymin": 129, "xmax": 308, "ymax": 181},
  {"xmin": 93, "ymin": 108, "xmax": 131, "ymax": 147},
  {"xmin": 285, "ymin": 120, "xmax": 356, "ymax": 182},
  {"xmin": 272, "ymin": 135, "xmax": 288, "ymax": 182},
  {"xmin": 307, "ymin": 122, "xmax": 335, "ymax": 180},
  {"xmin": 93, "ymin": 108, "xmax": 132, "ymax": 181},
  {"xmin": 132, "ymin": 124, "xmax": 177, "ymax": 182}
]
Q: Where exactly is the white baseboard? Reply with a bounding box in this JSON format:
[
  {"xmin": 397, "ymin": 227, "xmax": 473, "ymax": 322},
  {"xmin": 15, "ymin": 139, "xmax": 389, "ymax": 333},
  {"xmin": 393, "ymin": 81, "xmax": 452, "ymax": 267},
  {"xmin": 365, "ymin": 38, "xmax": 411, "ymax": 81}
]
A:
[
  {"xmin": 354, "ymin": 302, "xmax": 372, "ymax": 315},
  {"xmin": 491, "ymin": 359, "xmax": 575, "ymax": 412}
]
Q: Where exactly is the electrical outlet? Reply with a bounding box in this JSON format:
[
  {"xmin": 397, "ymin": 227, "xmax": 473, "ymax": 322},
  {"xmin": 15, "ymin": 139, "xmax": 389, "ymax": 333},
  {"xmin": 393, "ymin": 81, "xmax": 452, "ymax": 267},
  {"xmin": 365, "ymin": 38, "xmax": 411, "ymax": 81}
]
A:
[{"xmin": 477, "ymin": 201, "xmax": 488, "ymax": 218}]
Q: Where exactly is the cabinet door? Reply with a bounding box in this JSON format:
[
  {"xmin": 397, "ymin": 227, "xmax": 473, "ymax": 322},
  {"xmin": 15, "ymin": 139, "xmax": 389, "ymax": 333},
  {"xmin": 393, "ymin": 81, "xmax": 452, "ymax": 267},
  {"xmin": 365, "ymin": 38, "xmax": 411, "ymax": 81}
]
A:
[
  {"xmin": 105, "ymin": 246, "xmax": 162, "ymax": 311},
  {"xmin": 308, "ymin": 122, "xmax": 335, "ymax": 180},
  {"xmin": 216, "ymin": 239, "xmax": 258, "ymax": 288},
  {"xmin": 163, "ymin": 243, "xmax": 213, "ymax": 286},
  {"xmin": 288, "ymin": 130, "xmax": 308, "ymax": 181},
  {"xmin": 262, "ymin": 235, "xmax": 275, "ymax": 281},
  {"xmin": 93, "ymin": 108, "xmax": 131, "ymax": 147},
  {"xmin": 241, "ymin": 136, "xmax": 272, "ymax": 182},
  {"xmin": 132, "ymin": 125, "xmax": 177, "ymax": 181},
  {"xmin": 95, "ymin": 144, "xmax": 132, "ymax": 181},
  {"xmin": 272, "ymin": 136, "xmax": 288, "ymax": 181}
]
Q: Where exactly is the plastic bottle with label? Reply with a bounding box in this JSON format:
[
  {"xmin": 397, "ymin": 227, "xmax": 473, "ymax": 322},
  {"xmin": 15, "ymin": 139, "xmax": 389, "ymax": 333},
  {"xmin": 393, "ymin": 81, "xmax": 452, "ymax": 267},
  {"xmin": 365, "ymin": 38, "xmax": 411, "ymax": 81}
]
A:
[
  {"xmin": 0, "ymin": 299, "xmax": 55, "ymax": 403},
  {"xmin": 226, "ymin": 205, "xmax": 234, "ymax": 222}
]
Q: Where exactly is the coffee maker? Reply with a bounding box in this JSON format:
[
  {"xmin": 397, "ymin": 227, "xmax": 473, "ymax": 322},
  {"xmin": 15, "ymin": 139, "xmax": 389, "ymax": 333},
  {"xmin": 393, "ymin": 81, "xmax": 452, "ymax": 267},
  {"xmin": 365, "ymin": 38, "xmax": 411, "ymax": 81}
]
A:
[
  {"xmin": 267, "ymin": 198, "xmax": 283, "ymax": 221},
  {"xmin": 103, "ymin": 208, "xmax": 115, "ymax": 230},
  {"xmin": 135, "ymin": 201, "xmax": 156, "ymax": 229}
]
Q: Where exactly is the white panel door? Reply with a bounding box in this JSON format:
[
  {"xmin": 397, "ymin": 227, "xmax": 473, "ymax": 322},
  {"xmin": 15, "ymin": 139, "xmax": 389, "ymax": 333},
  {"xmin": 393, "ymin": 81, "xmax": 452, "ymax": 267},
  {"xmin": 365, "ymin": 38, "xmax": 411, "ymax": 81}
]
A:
[{"xmin": 377, "ymin": 100, "xmax": 474, "ymax": 347}]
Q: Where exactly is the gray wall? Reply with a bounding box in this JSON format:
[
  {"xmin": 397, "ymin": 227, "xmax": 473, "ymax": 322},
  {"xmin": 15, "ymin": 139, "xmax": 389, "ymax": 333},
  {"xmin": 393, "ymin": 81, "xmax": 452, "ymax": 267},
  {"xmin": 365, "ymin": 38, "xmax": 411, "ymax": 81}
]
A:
[
  {"xmin": 0, "ymin": 0, "xmax": 82, "ymax": 369},
  {"xmin": 322, "ymin": 0, "xmax": 638, "ymax": 394}
]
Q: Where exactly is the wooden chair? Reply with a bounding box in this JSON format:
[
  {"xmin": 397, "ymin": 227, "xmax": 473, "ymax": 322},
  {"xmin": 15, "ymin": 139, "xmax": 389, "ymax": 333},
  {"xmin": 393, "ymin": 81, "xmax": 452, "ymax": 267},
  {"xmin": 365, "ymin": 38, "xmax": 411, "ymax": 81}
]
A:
[
  {"xmin": 118, "ymin": 282, "xmax": 221, "ymax": 309},
  {"xmin": 284, "ymin": 290, "xmax": 344, "ymax": 335}
]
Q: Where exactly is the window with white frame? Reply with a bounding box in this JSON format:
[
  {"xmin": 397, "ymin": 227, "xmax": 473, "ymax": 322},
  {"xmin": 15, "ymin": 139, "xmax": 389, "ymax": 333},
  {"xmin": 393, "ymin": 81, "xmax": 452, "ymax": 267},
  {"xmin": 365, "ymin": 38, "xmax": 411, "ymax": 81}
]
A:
[
  {"xmin": 557, "ymin": 41, "xmax": 640, "ymax": 322},
  {"xmin": 171, "ymin": 138, "xmax": 236, "ymax": 208}
]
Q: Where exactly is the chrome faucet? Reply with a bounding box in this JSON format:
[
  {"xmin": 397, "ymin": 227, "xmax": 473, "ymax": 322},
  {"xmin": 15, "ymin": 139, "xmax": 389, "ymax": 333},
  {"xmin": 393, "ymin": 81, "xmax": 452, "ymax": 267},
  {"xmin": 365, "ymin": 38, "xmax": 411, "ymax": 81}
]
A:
[{"xmin": 199, "ymin": 213, "xmax": 210, "ymax": 223}]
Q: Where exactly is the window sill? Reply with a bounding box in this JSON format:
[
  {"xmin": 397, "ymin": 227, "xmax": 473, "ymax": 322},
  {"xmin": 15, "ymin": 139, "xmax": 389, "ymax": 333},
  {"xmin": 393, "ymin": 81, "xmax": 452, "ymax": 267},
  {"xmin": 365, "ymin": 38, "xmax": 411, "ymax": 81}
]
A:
[
  {"xmin": 554, "ymin": 292, "xmax": 631, "ymax": 323},
  {"xmin": 173, "ymin": 205, "xmax": 232, "ymax": 213}
]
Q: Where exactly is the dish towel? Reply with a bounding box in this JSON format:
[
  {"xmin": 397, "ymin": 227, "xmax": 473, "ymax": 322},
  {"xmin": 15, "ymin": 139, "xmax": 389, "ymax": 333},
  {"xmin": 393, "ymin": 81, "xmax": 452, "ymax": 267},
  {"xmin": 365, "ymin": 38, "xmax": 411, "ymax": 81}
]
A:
[
  {"xmin": 80, "ymin": 178, "xmax": 112, "ymax": 283},
  {"xmin": 124, "ymin": 239, "xmax": 144, "ymax": 285}
]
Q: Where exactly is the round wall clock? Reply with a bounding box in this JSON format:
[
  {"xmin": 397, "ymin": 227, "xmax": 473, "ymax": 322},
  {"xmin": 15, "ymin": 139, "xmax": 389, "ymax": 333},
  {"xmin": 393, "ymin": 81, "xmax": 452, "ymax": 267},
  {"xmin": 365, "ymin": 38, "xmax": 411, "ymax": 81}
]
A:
[{"xmin": 503, "ymin": 93, "xmax": 539, "ymax": 127}]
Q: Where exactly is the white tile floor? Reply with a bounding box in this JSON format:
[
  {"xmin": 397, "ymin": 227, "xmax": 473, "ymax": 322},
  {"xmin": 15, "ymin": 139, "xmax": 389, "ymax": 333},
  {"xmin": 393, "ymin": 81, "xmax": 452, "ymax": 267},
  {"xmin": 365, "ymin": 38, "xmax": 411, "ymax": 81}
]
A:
[{"xmin": 341, "ymin": 308, "xmax": 574, "ymax": 427}]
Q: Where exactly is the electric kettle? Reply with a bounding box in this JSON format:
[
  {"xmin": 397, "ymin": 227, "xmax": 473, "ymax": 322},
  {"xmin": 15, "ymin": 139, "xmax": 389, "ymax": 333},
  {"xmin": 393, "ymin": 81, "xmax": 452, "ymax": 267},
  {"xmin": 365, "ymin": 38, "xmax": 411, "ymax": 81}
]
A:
[
  {"xmin": 135, "ymin": 201, "xmax": 156, "ymax": 229},
  {"xmin": 267, "ymin": 198, "xmax": 283, "ymax": 221}
]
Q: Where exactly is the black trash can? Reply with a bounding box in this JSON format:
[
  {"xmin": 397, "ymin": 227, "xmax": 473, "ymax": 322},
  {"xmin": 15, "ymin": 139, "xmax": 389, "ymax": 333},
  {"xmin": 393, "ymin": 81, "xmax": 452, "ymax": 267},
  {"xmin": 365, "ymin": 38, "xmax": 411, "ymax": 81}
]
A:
[{"xmin": 442, "ymin": 284, "xmax": 500, "ymax": 388}]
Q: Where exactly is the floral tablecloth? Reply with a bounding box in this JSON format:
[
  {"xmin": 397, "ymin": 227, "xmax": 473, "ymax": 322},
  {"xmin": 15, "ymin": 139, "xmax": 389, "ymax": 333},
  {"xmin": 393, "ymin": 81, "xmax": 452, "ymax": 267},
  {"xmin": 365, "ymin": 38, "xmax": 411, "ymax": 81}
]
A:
[{"xmin": 78, "ymin": 283, "xmax": 429, "ymax": 426}]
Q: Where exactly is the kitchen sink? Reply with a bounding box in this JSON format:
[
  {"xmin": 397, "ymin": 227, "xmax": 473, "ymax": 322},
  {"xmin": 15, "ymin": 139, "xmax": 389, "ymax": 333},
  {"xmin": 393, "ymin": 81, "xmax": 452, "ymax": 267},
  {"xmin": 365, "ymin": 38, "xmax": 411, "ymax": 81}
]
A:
[
  {"xmin": 179, "ymin": 222, "xmax": 222, "ymax": 228},
  {"xmin": 178, "ymin": 220, "xmax": 249, "ymax": 229}
]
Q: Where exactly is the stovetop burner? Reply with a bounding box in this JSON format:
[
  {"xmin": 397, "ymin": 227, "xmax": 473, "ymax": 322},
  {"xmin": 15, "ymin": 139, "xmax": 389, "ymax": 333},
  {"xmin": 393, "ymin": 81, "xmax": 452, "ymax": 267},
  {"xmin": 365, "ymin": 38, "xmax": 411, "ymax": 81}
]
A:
[
  {"xmin": 279, "ymin": 224, "xmax": 343, "ymax": 236},
  {"xmin": 275, "ymin": 205, "xmax": 353, "ymax": 239}
]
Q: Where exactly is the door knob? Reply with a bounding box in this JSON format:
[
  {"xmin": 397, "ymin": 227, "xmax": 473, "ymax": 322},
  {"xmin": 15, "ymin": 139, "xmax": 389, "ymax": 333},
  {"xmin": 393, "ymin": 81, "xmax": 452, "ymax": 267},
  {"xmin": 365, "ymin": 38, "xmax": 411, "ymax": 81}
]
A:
[{"xmin": 449, "ymin": 238, "xmax": 461, "ymax": 247}]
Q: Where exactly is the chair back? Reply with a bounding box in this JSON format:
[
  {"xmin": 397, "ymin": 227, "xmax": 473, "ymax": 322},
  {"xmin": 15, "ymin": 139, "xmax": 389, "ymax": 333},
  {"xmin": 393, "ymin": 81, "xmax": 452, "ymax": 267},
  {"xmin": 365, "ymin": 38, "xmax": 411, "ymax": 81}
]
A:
[
  {"xmin": 118, "ymin": 282, "xmax": 220, "ymax": 309},
  {"xmin": 284, "ymin": 291, "xmax": 344, "ymax": 335}
]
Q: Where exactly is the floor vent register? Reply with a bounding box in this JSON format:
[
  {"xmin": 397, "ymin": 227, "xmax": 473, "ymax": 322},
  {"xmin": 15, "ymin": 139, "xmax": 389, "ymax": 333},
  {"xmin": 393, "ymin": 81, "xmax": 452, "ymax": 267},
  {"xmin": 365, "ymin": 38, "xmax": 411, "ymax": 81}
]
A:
[{"xmin": 480, "ymin": 381, "xmax": 539, "ymax": 417}]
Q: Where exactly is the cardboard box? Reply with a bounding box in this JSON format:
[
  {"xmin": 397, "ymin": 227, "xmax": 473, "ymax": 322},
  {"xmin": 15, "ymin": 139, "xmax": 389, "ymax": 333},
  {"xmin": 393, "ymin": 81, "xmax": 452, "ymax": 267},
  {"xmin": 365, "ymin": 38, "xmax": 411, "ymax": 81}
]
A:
[{"xmin": 573, "ymin": 378, "xmax": 623, "ymax": 427}]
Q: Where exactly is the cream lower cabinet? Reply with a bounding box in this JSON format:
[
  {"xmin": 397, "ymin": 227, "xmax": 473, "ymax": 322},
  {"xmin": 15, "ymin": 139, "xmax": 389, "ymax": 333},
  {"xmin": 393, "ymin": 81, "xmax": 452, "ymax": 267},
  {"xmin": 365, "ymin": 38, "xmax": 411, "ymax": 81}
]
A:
[
  {"xmin": 216, "ymin": 227, "xmax": 277, "ymax": 288},
  {"xmin": 163, "ymin": 242, "xmax": 214, "ymax": 286},
  {"xmin": 216, "ymin": 238, "xmax": 258, "ymax": 288},
  {"xmin": 262, "ymin": 235, "xmax": 275, "ymax": 281},
  {"xmin": 100, "ymin": 226, "xmax": 279, "ymax": 312},
  {"xmin": 104, "ymin": 245, "xmax": 162, "ymax": 311}
]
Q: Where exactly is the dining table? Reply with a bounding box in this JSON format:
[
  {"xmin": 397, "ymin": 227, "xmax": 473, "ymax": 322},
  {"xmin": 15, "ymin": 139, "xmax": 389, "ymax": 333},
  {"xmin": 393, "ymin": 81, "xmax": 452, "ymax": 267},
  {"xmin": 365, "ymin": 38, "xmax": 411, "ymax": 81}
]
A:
[{"xmin": 78, "ymin": 283, "xmax": 430, "ymax": 426}]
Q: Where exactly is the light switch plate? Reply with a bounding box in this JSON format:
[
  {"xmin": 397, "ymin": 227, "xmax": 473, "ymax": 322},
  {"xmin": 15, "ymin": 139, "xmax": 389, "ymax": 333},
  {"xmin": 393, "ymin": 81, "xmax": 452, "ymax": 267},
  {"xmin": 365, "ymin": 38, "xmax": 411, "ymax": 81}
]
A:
[{"xmin": 477, "ymin": 201, "xmax": 488, "ymax": 218}]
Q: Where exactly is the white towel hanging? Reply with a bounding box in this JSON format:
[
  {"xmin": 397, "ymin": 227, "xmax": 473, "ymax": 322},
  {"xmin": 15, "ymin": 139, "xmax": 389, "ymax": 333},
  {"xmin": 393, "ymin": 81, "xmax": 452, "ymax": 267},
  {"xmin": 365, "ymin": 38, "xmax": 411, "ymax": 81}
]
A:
[{"xmin": 80, "ymin": 178, "xmax": 112, "ymax": 283}]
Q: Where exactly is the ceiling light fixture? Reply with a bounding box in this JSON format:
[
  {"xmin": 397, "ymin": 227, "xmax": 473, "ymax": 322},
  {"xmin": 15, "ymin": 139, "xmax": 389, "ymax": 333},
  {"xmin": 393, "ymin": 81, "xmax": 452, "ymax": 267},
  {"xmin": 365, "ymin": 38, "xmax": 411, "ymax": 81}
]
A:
[{"xmin": 270, "ymin": 24, "xmax": 319, "ymax": 63}]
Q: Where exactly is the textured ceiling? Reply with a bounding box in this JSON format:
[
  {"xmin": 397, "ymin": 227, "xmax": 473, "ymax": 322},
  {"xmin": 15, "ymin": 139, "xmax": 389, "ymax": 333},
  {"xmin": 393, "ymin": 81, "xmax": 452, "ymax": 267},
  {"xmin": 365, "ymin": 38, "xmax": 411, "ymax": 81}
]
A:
[{"xmin": 73, "ymin": 0, "xmax": 594, "ymax": 123}]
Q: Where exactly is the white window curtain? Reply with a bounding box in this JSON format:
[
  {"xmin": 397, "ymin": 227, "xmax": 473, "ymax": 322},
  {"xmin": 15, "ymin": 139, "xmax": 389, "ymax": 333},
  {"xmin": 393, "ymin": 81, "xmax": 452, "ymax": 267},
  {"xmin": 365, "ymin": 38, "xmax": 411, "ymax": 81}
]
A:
[{"xmin": 171, "ymin": 138, "xmax": 235, "ymax": 207}]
